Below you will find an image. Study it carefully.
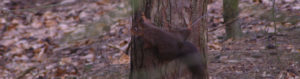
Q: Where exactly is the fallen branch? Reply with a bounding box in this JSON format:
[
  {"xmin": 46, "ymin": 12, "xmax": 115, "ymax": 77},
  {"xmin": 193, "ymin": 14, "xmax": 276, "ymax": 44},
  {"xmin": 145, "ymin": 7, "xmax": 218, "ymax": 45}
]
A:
[{"xmin": 17, "ymin": 66, "xmax": 37, "ymax": 79}]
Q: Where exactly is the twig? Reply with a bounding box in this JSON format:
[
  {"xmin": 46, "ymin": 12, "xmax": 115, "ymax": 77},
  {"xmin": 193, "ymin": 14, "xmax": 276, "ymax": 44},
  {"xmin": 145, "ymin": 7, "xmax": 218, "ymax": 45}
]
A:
[{"xmin": 17, "ymin": 66, "xmax": 37, "ymax": 79}]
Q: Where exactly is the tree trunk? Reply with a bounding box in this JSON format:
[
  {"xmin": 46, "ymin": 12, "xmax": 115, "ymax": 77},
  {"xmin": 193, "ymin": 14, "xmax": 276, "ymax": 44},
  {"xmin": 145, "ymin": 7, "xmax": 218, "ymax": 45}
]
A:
[
  {"xmin": 130, "ymin": 0, "xmax": 208, "ymax": 79},
  {"xmin": 223, "ymin": 0, "xmax": 242, "ymax": 40}
]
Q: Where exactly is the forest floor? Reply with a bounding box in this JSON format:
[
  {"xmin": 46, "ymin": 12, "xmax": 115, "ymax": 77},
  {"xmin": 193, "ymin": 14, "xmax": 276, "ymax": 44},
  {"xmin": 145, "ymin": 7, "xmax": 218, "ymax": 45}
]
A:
[{"xmin": 0, "ymin": 0, "xmax": 299, "ymax": 79}]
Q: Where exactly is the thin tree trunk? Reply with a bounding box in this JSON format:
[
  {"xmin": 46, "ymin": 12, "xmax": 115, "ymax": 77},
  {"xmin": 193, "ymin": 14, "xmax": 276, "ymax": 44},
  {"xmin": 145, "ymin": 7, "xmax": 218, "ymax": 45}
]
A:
[{"xmin": 223, "ymin": 0, "xmax": 242, "ymax": 40}]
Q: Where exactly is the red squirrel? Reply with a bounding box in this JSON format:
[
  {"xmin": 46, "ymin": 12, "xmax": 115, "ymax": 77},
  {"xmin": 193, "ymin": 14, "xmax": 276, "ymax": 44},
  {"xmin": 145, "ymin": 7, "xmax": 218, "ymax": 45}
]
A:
[
  {"xmin": 131, "ymin": 16, "xmax": 206, "ymax": 78},
  {"xmin": 131, "ymin": 16, "xmax": 191, "ymax": 61},
  {"xmin": 126, "ymin": 19, "xmax": 191, "ymax": 55}
]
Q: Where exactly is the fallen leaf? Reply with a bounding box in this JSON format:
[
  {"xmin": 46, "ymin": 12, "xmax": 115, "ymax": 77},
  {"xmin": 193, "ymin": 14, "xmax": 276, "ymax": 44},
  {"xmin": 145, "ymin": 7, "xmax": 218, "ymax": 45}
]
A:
[{"xmin": 45, "ymin": 20, "xmax": 58, "ymax": 27}]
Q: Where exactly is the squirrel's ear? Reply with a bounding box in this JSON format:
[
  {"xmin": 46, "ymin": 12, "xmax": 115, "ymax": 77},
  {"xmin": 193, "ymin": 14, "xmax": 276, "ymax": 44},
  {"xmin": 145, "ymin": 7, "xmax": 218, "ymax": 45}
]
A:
[
  {"xmin": 141, "ymin": 12, "xmax": 151, "ymax": 23},
  {"xmin": 142, "ymin": 16, "xmax": 146, "ymax": 21},
  {"xmin": 187, "ymin": 26, "xmax": 192, "ymax": 31},
  {"xmin": 141, "ymin": 16, "xmax": 150, "ymax": 22}
]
